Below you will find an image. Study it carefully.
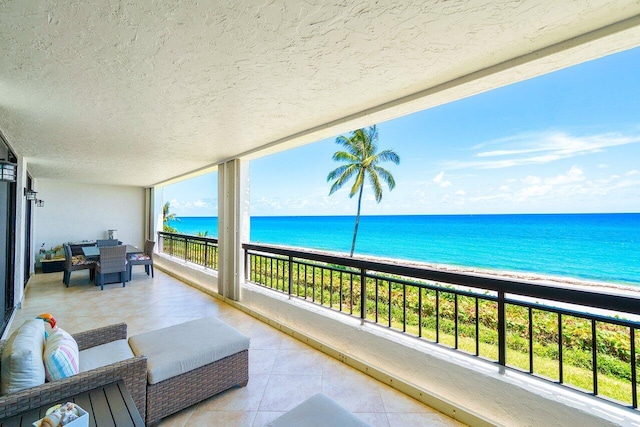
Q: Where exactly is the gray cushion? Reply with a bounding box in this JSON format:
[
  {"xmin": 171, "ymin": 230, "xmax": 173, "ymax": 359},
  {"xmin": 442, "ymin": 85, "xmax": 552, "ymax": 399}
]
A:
[
  {"xmin": 0, "ymin": 319, "xmax": 46, "ymax": 395},
  {"xmin": 128, "ymin": 317, "xmax": 250, "ymax": 384},
  {"xmin": 266, "ymin": 393, "xmax": 370, "ymax": 427},
  {"xmin": 79, "ymin": 339, "xmax": 135, "ymax": 372}
]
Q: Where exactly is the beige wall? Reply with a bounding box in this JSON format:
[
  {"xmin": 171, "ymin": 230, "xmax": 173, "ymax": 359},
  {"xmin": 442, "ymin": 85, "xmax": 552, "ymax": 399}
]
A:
[{"xmin": 32, "ymin": 179, "xmax": 145, "ymax": 256}]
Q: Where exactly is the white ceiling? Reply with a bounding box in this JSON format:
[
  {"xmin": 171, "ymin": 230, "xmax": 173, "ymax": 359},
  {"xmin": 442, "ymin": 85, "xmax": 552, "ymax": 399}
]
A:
[{"xmin": 1, "ymin": 1, "xmax": 640, "ymax": 187}]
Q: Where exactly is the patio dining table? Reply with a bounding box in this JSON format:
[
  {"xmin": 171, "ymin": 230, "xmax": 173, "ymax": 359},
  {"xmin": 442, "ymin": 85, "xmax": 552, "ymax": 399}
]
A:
[
  {"xmin": 82, "ymin": 244, "xmax": 142, "ymax": 258},
  {"xmin": 82, "ymin": 245, "xmax": 143, "ymax": 283}
]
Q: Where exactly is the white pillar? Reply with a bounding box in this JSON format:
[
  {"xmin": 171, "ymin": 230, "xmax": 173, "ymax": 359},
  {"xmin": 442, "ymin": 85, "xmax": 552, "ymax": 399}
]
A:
[{"xmin": 217, "ymin": 159, "xmax": 250, "ymax": 300}]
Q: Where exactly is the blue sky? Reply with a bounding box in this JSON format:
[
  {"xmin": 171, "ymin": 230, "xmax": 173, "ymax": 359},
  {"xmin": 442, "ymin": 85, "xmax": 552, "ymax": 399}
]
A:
[{"xmin": 164, "ymin": 47, "xmax": 640, "ymax": 217}]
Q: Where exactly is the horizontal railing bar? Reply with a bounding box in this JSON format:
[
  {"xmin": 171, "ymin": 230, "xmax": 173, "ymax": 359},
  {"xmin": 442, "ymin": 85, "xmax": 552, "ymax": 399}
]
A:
[
  {"xmin": 248, "ymin": 250, "xmax": 501, "ymax": 305},
  {"xmin": 247, "ymin": 246, "xmax": 640, "ymax": 327},
  {"xmin": 243, "ymin": 243, "xmax": 640, "ymax": 316},
  {"xmin": 158, "ymin": 231, "xmax": 218, "ymax": 244}
]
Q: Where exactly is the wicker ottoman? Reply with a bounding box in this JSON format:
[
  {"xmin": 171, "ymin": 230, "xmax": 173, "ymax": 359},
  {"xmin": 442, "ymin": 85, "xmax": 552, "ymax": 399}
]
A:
[
  {"xmin": 266, "ymin": 393, "xmax": 370, "ymax": 427},
  {"xmin": 128, "ymin": 317, "xmax": 250, "ymax": 426}
]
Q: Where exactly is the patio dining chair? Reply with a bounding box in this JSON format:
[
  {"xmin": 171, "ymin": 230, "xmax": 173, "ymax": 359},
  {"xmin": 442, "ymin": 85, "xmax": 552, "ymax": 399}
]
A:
[
  {"xmin": 128, "ymin": 240, "xmax": 155, "ymax": 278},
  {"xmin": 63, "ymin": 243, "xmax": 95, "ymax": 287},
  {"xmin": 94, "ymin": 245, "xmax": 127, "ymax": 290},
  {"xmin": 96, "ymin": 239, "xmax": 119, "ymax": 247}
]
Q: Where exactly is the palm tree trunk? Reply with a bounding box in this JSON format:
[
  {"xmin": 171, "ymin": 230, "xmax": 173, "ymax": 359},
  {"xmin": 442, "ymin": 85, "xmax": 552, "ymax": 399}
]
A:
[{"xmin": 350, "ymin": 184, "xmax": 364, "ymax": 257}]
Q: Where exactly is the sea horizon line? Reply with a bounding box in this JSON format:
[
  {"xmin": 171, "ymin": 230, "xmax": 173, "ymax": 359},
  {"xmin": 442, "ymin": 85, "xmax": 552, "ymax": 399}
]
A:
[{"xmin": 170, "ymin": 212, "xmax": 640, "ymax": 219}]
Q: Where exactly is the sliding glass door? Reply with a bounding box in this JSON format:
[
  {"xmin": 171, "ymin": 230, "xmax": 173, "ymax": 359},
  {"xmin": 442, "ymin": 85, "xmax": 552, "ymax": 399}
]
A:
[{"xmin": 0, "ymin": 141, "xmax": 16, "ymax": 335}]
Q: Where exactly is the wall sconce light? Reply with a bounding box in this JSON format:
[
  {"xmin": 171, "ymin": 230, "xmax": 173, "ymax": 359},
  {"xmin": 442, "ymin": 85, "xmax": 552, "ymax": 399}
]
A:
[
  {"xmin": 36, "ymin": 199, "xmax": 44, "ymax": 207},
  {"xmin": 0, "ymin": 160, "xmax": 17, "ymax": 183},
  {"xmin": 24, "ymin": 188, "xmax": 38, "ymax": 201}
]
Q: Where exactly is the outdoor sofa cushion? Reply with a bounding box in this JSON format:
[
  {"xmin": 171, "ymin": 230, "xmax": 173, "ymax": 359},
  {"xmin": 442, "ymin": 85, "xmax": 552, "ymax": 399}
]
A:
[
  {"xmin": 43, "ymin": 328, "xmax": 79, "ymax": 381},
  {"xmin": 79, "ymin": 339, "xmax": 135, "ymax": 372},
  {"xmin": 128, "ymin": 316, "xmax": 250, "ymax": 384},
  {"xmin": 0, "ymin": 319, "xmax": 46, "ymax": 395}
]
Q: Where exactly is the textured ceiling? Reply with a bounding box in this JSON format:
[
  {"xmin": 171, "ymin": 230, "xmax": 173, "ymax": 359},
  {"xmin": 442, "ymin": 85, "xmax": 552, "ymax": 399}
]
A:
[{"xmin": 1, "ymin": 1, "xmax": 640, "ymax": 186}]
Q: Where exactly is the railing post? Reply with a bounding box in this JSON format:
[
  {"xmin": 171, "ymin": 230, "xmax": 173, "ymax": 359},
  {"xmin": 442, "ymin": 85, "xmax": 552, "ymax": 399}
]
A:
[
  {"xmin": 244, "ymin": 248, "xmax": 250, "ymax": 283},
  {"xmin": 184, "ymin": 236, "xmax": 188, "ymax": 261},
  {"xmin": 498, "ymin": 290, "xmax": 506, "ymax": 366},
  {"xmin": 288, "ymin": 255, "xmax": 293, "ymax": 299},
  {"xmin": 360, "ymin": 268, "xmax": 366, "ymax": 325},
  {"xmin": 204, "ymin": 242, "xmax": 209, "ymax": 269}
]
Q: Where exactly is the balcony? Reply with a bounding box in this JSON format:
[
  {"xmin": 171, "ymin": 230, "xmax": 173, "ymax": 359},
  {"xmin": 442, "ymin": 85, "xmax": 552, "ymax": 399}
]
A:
[
  {"xmin": 9, "ymin": 269, "xmax": 463, "ymax": 426},
  {"xmin": 3, "ymin": 3, "xmax": 640, "ymax": 426},
  {"xmin": 152, "ymin": 232, "xmax": 640, "ymax": 426}
]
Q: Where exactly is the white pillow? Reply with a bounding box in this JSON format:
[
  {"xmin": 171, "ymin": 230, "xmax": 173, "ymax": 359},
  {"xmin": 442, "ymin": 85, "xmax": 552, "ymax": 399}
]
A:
[
  {"xmin": 43, "ymin": 328, "xmax": 80, "ymax": 381},
  {"xmin": 0, "ymin": 319, "xmax": 46, "ymax": 394}
]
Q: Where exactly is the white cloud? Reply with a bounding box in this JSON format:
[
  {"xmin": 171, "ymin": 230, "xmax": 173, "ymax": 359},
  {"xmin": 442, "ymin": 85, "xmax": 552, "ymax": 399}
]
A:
[
  {"xmin": 523, "ymin": 175, "xmax": 542, "ymax": 185},
  {"xmin": 433, "ymin": 171, "xmax": 451, "ymax": 187},
  {"xmin": 466, "ymin": 165, "xmax": 640, "ymax": 208},
  {"xmin": 545, "ymin": 166, "xmax": 584, "ymax": 185},
  {"xmin": 444, "ymin": 130, "xmax": 640, "ymax": 169},
  {"xmin": 455, "ymin": 190, "xmax": 466, "ymax": 196}
]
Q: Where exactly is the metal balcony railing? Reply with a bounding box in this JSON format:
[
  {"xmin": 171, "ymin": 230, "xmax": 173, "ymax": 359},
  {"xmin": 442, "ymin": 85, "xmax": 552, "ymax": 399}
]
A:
[
  {"xmin": 157, "ymin": 231, "xmax": 219, "ymax": 270},
  {"xmin": 243, "ymin": 242, "xmax": 640, "ymax": 410}
]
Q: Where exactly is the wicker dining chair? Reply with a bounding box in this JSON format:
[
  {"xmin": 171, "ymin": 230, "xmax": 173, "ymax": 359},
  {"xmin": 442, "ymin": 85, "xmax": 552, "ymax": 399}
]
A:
[
  {"xmin": 63, "ymin": 243, "xmax": 95, "ymax": 287},
  {"xmin": 96, "ymin": 239, "xmax": 119, "ymax": 247},
  {"xmin": 94, "ymin": 245, "xmax": 127, "ymax": 290},
  {"xmin": 128, "ymin": 240, "xmax": 155, "ymax": 278}
]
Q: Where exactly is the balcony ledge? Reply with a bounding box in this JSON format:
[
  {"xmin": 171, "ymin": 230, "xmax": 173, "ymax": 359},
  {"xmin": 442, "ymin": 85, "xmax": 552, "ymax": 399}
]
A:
[{"xmin": 155, "ymin": 255, "xmax": 640, "ymax": 427}]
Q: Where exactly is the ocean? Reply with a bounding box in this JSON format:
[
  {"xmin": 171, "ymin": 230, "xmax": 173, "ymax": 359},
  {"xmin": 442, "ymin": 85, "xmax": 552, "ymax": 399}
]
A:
[{"xmin": 167, "ymin": 213, "xmax": 640, "ymax": 286}]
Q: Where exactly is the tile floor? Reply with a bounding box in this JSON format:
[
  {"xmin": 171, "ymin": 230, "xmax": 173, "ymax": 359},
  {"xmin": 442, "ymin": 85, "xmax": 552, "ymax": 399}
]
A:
[{"xmin": 9, "ymin": 269, "xmax": 466, "ymax": 427}]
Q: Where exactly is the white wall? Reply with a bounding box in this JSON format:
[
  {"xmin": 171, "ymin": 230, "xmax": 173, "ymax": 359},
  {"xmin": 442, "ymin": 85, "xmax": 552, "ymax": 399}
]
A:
[
  {"xmin": 155, "ymin": 254, "xmax": 218, "ymax": 294},
  {"xmin": 33, "ymin": 180, "xmax": 145, "ymax": 253}
]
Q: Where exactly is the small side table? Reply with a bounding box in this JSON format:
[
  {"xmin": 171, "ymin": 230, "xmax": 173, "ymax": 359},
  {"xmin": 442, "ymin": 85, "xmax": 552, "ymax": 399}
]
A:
[{"xmin": 0, "ymin": 380, "xmax": 144, "ymax": 427}]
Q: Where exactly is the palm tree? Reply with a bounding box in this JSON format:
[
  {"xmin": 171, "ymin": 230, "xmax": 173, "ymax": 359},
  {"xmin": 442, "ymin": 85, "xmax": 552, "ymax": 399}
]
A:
[
  {"xmin": 327, "ymin": 125, "xmax": 400, "ymax": 257},
  {"xmin": 162, "ymin": 202, "xmax": 179, "ymax": 232}
]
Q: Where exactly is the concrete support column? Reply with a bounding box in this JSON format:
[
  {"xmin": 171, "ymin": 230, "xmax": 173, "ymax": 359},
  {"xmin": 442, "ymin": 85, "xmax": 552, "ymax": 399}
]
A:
[
  {"xmin": 152, "ymin": 186, "xmax": 164, "ymax": 253},
  {"xmin": 217, "ymin": 159, "xmax": 250, "ymax": 301}
]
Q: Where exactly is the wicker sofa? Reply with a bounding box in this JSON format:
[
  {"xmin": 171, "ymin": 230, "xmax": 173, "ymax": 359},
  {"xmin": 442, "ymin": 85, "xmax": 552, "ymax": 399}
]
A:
[{"xmin": 0, "ymin": 323, "xmax": 147, "ymax": 421}]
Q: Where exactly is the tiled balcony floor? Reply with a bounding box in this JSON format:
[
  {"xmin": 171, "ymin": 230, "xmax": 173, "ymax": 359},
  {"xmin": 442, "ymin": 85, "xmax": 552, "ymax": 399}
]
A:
[{"xmin": 9, "ymin": 269, "xmax": 465, "ymax": 427}]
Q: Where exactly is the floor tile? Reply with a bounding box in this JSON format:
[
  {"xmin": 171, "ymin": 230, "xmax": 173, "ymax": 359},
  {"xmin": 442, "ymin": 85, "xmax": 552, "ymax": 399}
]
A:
[
  {"xmin": 379, "ymin": 385, "xmax": 432, "ymax": 413},
  {"xmin": 252, "ymin": 411, "xmax": 285, "ymax": 426},
  {"xmin": 185, "ymin": 410, "xmax": 256, "ymax": 427},
  {"xmin": 249, "ymin": 349, "xmax": 278, "ymax": 375},
  {"xmin": 270, "ymin": 349, "xmax": 324, "ymax": 376},
  {"xmin": 11, "ymin": 270, "xmax": 464, "ymax": 426},
  {"xmin": 259, "ymin": 374, "xmax": 323, "ymax": 412},
  {"xmin": 198, "ymin": 374, "xmax": 269, "ymax": 412},
  {"xmin": 387, "ymin": 412, "xmax": 467, "ymax": 427},
  {"xmin": 354, "ymin": 412, "xmax": 391, "ymax": 427}
]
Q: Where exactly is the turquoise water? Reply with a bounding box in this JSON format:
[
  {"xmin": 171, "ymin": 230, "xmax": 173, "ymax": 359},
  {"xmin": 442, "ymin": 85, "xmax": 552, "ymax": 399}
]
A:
[{"xmin": 167, "ymin": 213, "xmax": 640, "ymax": 285}]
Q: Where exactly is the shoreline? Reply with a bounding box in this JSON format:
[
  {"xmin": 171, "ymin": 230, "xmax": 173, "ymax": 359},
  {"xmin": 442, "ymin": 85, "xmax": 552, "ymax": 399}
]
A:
[
  {"xmin": 259, "ymin": 242, "xmax": 640, "ymax": 297},
  {"xmin": 375, "ymin": 254, "xmax": 640, "ymax": 296}
]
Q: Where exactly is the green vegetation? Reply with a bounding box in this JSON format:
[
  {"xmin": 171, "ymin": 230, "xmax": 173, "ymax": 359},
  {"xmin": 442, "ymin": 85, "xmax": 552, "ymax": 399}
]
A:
[
  {"xmin": 162, "ymin": 202, "xmax": 179, "ymax": 233},
  {"xmin": 249, "ymin": 254, "xmax": 639, "ymax": 405},
  {"xmin": 159, "ymin": 235, "xmax": 218, "ymax": 269},
  {"xmin": 327, "ymin": 126, "xmax": 400, "ymax": 257}
]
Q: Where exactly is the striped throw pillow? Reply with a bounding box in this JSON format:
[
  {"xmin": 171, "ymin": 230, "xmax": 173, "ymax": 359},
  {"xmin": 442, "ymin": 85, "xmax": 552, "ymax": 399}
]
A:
[{"xmin": 43, "ymin": 328, "xmax": 79, "ymax": 381}]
